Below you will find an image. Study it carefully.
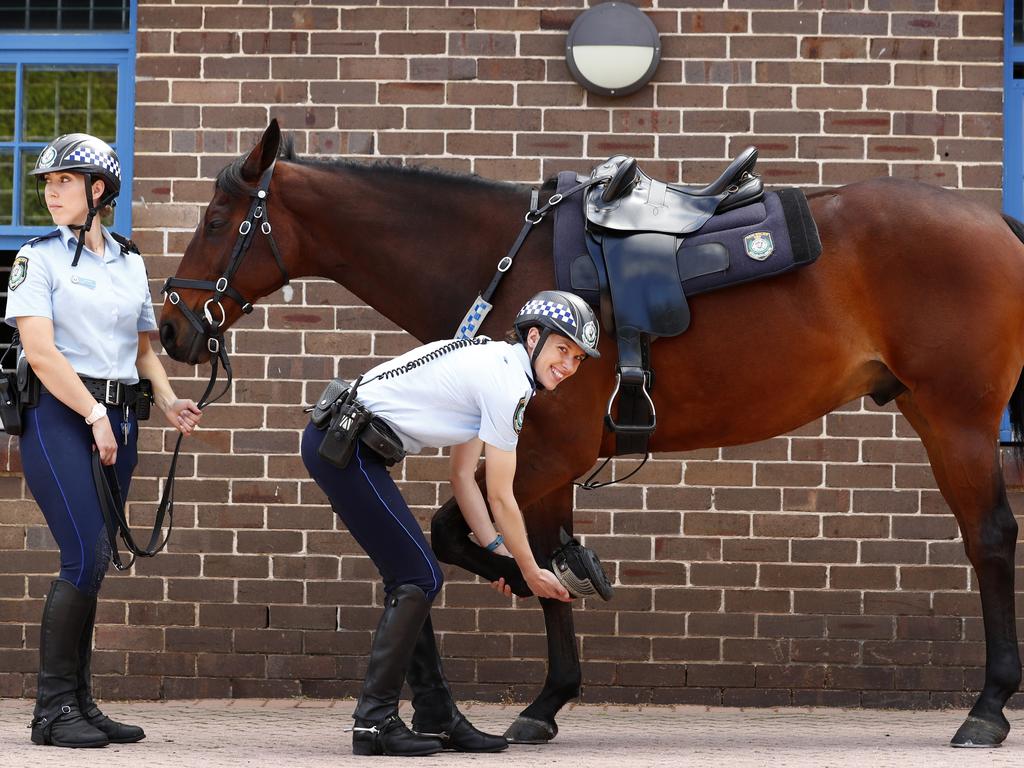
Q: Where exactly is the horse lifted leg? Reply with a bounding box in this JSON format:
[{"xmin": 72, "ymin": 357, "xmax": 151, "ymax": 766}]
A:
[
  {"xmin": 897, "ymin": 393, "xmax": 1021, "ymax": 746},
  {"xmin": 431, "ymin": 483, "xmax": 581, "ymax": 743}
]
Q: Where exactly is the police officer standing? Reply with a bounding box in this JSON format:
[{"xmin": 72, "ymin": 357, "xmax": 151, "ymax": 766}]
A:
[
  {"xmin": 5, "ymin": 134, "xmax": 203, "ymax": 748},
  {"xmin": 302, "ymin": 290, "xmax": 601, "ymax": 757}
]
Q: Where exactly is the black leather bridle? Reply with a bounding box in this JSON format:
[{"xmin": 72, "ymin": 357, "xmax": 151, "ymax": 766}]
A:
[
  {"xmin": 95, "ymin": 160, "xmax": 294, "ymax": 571},
  {"xmin": 162, "ymin": 160, "xmax": 290, "ymax": 407}
]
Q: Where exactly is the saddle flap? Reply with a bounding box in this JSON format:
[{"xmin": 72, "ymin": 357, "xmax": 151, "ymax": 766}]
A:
[{"xmin": 601, "ymin": 232, "xmax": 690, "ymax": 337}]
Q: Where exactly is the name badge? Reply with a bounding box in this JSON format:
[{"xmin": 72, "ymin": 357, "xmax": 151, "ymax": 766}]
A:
[{"xmin": 70, "ymin": 275, "xmax": 97, "ymax": 290}]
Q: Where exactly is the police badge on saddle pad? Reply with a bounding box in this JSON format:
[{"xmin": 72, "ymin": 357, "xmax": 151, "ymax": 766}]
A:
[{"xmin": 743, "ymin": 231, "xmax": 774, "ymax": 261}]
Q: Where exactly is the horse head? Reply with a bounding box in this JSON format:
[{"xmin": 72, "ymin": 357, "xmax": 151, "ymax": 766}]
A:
[{"xmin": 160, "ymin": 120, "xmax": 298, "ymax": 364}]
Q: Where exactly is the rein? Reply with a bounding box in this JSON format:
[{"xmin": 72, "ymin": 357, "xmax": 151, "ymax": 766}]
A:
[{"xmin": 97, "ymin": 160, "xmax": 291, "ymax": 570}]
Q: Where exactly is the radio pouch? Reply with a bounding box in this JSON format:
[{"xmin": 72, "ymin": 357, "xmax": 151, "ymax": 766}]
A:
[
  {"xmin": 311, "ymin": 378, "xmax": 352, "ymax": 429},
  {"xmin": 318, "ymin": 377, "xmax": 372, "ymax": 469}
]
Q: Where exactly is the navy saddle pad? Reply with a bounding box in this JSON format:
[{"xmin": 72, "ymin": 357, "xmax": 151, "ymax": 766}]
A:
[{"xmin": 553, "ymin": 171, "xmax": 822, "ymax": 332}]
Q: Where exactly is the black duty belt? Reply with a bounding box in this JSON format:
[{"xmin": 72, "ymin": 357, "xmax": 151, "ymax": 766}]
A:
[{"xmin": 76, "ymin": 376, "xmax": 149, "ymax": 408}]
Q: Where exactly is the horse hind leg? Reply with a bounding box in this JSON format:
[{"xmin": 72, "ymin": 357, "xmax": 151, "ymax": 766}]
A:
[{"xmin": 896, "ymin": 393, "xmax": 1021, "ymax": 747}]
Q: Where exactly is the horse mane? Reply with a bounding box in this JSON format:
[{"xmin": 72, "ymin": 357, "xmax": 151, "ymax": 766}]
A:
[{"xmin": 216, "ymin": 134, "xmax": 538, "ymax": 198}]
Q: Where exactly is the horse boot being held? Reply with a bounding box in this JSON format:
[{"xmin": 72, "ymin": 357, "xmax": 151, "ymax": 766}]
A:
[
  {"xmin": 76, "ymin": 596, "xmax": 145, "ymax": 744},
  {"xmin": 351, "ymin": 585, "xmax": 443, "ymax": 757},
  {"xmin": 30, "ymin": 580, "xmax": 108, "ymax": 748},
  {"xmin": 407, "ymin": 616, "xmax": 508, "ymax": 753}
]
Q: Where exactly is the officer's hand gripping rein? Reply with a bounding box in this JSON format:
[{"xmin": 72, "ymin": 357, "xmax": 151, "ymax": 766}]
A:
[{"xmin": 549, "ymin": 527, "xmax": 614, "ymax": 601}]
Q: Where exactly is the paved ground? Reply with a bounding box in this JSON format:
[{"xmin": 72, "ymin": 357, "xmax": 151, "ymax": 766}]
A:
[{"xmin": 1, "ymin": 698, "xmax": 1022, "ymax": 767}]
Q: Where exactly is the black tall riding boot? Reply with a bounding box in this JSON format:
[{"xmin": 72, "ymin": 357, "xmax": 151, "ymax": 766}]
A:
[
  {"xmin": 76, "ymin": 597, "xmax": 145, "ymax": 744},
  {"xmin": 407, "ymin": 616, "xmax": 508, "ymax": 753},
  {"xmin": 351, "ymin": 585, "xmax": 443, "ymax": 757},
  {"xmin": 30, "ymin": 580, "xmax": 108, "ymax": 748}
]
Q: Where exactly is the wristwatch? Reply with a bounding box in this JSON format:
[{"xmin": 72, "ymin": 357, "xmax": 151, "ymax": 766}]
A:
[{"xmin": 85, "ymin": 402, "xmax": 107, "ymax": 425}]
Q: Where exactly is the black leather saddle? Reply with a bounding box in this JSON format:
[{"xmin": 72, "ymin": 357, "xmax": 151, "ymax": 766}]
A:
[
  {"xmin": 582, "ymin": 148, "xmax": 765, "ymax": 453},
  {"xmin": 587, "ymin": 147, "xmax": 763, "ymax": 235}
]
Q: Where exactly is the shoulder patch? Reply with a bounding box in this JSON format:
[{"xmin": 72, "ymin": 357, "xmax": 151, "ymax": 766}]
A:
[
  {"xmin": 513, "ymin": 395, "xmax": 527, "ymax": 435},
  {"xmin": 26, "ymin": 229, "xmax": 60, "ymax": 248},
  {"xmin": 9, "ymin": 256, "xmax": 29, "ymax": 291}
]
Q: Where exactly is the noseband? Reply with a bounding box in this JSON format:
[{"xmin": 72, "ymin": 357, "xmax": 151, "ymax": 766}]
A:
[{"xmin": 162, "ymin": 160, "xmax": 290, "ymax": 406}]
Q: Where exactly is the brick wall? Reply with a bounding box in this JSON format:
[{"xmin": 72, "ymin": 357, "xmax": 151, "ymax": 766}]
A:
[{"xmin": 0, "ymin": 0, "xmax": 1016, "ymax": 707}]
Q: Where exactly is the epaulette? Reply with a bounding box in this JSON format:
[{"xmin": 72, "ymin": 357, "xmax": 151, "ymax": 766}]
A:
[
  {"xmin": 25, "ymin": 229, "xmax": 60, "ymax": 248},
  {"xmin": 110, "ymin": 231, "xmax": 141, "ymax": 255}
]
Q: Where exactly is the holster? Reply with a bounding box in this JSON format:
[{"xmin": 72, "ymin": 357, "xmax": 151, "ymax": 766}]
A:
[{"xmin": 0, "ymin": 371, "xmax": 21, "ymax": 435}]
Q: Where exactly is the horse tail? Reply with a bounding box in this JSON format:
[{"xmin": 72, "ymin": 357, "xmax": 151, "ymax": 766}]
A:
[{"xmin": 1002, "ymin": 214, "xmax": 1024, "ymax": 460}]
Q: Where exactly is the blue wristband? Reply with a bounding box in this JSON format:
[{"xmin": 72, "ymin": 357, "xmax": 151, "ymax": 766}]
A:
[{"xmin": 485, "ymin": 534, "xmax": 504, "ymax": 552}]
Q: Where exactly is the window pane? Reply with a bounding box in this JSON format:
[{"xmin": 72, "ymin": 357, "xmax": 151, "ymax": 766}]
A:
[
  {"xmin": 0, "ymin": 68, "xmax": 14, "ymax": 142},
  {"xmin": 0, "ymin": 152, "xmax": 13, "ymax": 226},
  {"xmin": 0, "ymin": 1, "xmax": 129, "ymax": 32},
  {"xmin": 1018, "ymin": 0, "xmax": 1024, "ymax": 46},
  {"xmin": 20, "ymin": 149, "xmax": 51, "ymax": 227},
  {"xmin": 23, "ymin": 67, "xmax": 117, "ymax": 142}
]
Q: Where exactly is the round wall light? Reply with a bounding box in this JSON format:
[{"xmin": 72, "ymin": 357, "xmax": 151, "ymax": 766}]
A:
[{"xmin": 565, "ymin": 3, "xmax": 661, "ymax": 97}]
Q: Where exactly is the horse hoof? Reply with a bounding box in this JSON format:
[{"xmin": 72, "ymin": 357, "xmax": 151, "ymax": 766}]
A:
[
  {"xmin": 504, "ymin": 717, "xmax": 557, "ymax": 744},
  {"xmin": 950, "ymin": 715, "xmax": 1009, "ymax": 748}
]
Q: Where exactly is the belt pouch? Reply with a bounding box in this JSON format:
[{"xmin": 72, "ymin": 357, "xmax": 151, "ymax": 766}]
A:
[
  {"xmin": 135, "ymin": 378, "xmax": 153, "ymax": 420},
  {"xmin": 0, "ymin": 372, "xmax": 22, "ymax": 435},
  {"xmin": 318, "ymin": 397, "xmax": 372, "ymax": 469},
  {"xmin": 311, "ymin": 378, "xmax": 352, "ymax": 429}
]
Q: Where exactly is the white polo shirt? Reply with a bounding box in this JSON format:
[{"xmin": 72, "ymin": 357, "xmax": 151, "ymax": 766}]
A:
[
  {"xmin": 356, "ymin": 338, "xmax": 536, "ymax": 454},
  {"xmin": 4, "ymin": 226, "xmax": 157, "ymax": 383}
]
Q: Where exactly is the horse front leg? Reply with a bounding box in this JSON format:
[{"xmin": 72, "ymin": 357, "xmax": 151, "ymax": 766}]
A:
[
  {"xmin": 504, "ymin": 483, "xmax": 580, "ymax": 744},
  {"xmin": 430, "ymin": 497, "xmax": 530, "ymax": 596},
  {"xmin": 430, "ymin": 483, "xmax": 582, "ymax": 744}
]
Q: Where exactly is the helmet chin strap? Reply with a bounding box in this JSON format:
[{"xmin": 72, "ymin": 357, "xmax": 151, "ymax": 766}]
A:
[
  {"xmin": 529, "ymin": 328, "xmax": 552, "ymax": 391},
  {"xmin": 69, "ymin": 174, "xmax": 99, "ymax": 268}
]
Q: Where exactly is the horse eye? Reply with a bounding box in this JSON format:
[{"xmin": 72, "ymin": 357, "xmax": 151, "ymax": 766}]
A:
[{"xmin": 207, "ymin": 219, "xmax": 227, "ymax": 232}]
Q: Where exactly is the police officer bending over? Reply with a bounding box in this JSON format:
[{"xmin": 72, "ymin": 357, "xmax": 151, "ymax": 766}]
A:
[
  {"xmin": 302, "ymin": 290, "xmax": 600, "ymax": 757},
  {"xmin": 5, "ymin": 134, "xmax": 203, "ymax": 748}
]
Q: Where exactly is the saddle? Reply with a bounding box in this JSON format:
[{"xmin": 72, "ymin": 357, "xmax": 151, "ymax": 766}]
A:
[
  {"xmin": 586, "ymin": 147, "xmax": 763, "ymax": 235},
  {"xmin": 554, "ymin": 148, "xmax": 820, "ymax": 455}
]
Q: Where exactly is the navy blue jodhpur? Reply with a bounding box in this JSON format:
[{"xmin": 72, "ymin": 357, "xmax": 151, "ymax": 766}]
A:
[
  {"xmin": 301, "ymin": 422, "xmax": 444, "ymax": 601},
  {"xmin": 20, "ymin": 393, "xmax": 137, "ymax": 597}
]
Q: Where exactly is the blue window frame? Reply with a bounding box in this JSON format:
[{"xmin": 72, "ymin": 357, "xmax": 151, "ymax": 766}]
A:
[
  {"xmin": 1004, "ymin": 2, "xmax": 1024, "ymax": 443},
  {"xmin": 0, "ymin": 5, "xmax": 136, "ymax": 252}
]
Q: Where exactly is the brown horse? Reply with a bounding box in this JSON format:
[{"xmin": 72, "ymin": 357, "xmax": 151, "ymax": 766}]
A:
[{"xmin": 160, "ymin": 121, "xmax": 1024, "ymax": 747}]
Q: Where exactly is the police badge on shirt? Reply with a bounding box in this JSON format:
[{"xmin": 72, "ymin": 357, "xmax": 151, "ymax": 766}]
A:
[
  {"xmin": 513, "ymin": 396, "xmax": 527, "ymax": 434},
  {"xmin": 8, "ymin": 256, "xmax": 28, "ymax": 291}
]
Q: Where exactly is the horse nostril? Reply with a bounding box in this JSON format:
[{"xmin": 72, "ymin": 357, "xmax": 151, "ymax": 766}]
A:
[{"xmin": 159, "ymin": 320, "xmax": 176, "ymax": 353}]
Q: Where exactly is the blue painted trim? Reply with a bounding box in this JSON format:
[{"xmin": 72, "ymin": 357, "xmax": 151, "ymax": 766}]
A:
[
  {"xmin": 0, "ymin": 2, "xmax": 136, "ymax": 247},
  {"xmin": 1003, "ymin": 1, "xmax": 1023, "ymax": 443}
]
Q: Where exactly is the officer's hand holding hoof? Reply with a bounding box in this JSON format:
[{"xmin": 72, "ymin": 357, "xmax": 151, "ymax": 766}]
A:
[
  {"xmin": 524, "ymin": 567, "xmax": 572, "ymax": 602},
  {"xmin": 163, "ymin": 398, "xmax": 202, "ymax": 435}
]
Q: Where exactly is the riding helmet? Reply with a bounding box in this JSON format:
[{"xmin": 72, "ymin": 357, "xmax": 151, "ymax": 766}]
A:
[
  {"xmin": 29, "ymin": 133, "xmax": 121, "ymax": 209},
  {"xmin": 514, "ymin": 290, "xmax": 601, "ymax": 359}
]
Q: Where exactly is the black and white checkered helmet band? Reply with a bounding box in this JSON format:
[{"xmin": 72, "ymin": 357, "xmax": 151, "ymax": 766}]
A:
[
  {"xmin": 65, "ymin": 146, "xmax": 121, "ymax": 182},
  {"xmin": 517, "ymin": 299, "xmax": 577, "ymax": 330}
]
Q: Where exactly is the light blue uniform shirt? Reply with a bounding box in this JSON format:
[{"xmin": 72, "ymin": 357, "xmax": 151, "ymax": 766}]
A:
[
  {"xmin": 4, "ymin": 225, "xmax": 157, "ymax": 384},
  {"xmin": 357, "ymin": 339, "xmax": 536, "ymax": 454}
]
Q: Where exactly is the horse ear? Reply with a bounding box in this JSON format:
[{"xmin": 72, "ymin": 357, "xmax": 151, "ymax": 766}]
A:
[{"xmin": 241, "ymin": 120, "xmax": 281, "ymax": 182}]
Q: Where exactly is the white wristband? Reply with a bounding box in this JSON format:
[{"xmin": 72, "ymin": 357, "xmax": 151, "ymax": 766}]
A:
[{"xmin": 85, "ymin": 402, "xmax": 107, "ymax": 425}]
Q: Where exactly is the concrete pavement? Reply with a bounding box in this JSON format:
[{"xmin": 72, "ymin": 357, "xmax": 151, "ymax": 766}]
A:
[{"xmin": 1, "ymin": 698, "xmax": 1021, "ymax": 767}]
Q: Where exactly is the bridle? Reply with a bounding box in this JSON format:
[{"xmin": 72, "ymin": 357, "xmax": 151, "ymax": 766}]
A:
[
  {"xmin": 102, "ymin": 160, "xmax": 292, "ymax": 571},
  {"xmin": 162, "ymin": 159, "xmax": 290, "ymax": 408}
]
